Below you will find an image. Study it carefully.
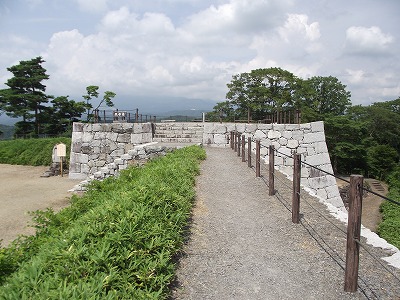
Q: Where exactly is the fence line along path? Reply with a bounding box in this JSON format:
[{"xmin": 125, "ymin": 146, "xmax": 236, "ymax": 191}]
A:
[{"xmin": 172, "ymin": 147, "xmax": 365, "ymax": 300}]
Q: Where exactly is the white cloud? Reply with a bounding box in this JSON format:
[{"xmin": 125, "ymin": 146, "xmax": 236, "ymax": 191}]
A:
[
  {"xmin": 346, "ymin": 69, "xmax": 365, "ymax": 84},
  {"xmin": 345, "ymin": 26, "xmax": 394, "ymax": 55},
  {"xmin": 278, "ymin": 14, "xmax": 320, "ymax": 43}
]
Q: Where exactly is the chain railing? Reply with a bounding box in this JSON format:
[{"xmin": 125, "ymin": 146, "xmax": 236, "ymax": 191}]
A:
[{"xmin": 229, "ymin": 130, "xmax": 400, "ymax": 296}]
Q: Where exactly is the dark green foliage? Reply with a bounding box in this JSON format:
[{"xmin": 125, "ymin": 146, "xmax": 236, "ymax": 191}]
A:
[
  {"xmin": 0, "ymin": 146, "xmax": 206, "ymax": 299},
  {"xmin": 0, "ymin": 138, "xmax": 71, "ymax": 166},
  {"xmin": 378, "ymin": 168, "xmax": 400, "ymax": 249}
]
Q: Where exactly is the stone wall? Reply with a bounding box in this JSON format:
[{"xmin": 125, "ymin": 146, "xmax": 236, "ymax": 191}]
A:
[
  {"xmin": 69, "ymin": 122, "xmax": 153, "ymax": 180},
  {"xmin": 69, "ymin": 121, "xmax": 343, "ymax": 211},
  {"xmin": 203, "ymin": 122, "xmax": 344, "ymax": 211}
]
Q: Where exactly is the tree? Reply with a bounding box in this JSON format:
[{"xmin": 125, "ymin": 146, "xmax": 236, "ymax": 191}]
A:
[
  {"xmin": 300, "ymin": 76, "xmax": 351, "ymax": 121},
  {"xmin": 44, "ymin": 96, "xmax": 88, "ymax": 134},
  {"xmin": 324, "ymin": 115, "xmax": 368, "ymax": 174},
  {"xmin": 82, "ymin": 85, "xmax": 116, "ymax": 121},
  {"xmin": 367, "ymin": 145, "xmax": 399, "ymax": 180},
  {"xmin": 226, "ymin": 67, "xmax": 299, "ymax": 121},
  {"xmin": 0, "ymin": 57, "xmax": 51, "ymax": 135},
  {"xmin": 206, "ymin": 101, "xmax": 236, "ymax": 122}
]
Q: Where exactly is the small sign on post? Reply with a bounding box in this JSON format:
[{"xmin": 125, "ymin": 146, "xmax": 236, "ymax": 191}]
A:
[{"xmin": 56, "ymin": 143, "xmax": 66, "ymax": 177}]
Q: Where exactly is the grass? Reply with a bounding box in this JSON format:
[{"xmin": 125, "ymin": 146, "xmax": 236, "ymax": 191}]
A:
[
  {"xmin": 0, "ymin": 145, "xmax": 206, "ymax": 299},
  {"xmin": 0, "ymin": 138, "xmax": 71, "ymax": 166},
  {"xmin": 378, "ymin": 171, "xmax": 400, "ymax": 249}
]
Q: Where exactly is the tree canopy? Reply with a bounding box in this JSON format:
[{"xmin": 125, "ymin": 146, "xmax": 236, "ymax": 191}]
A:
[
  {"xmin": 208, "ymin": 67, "xmax": 351, "ymax": 123},
  {"xmin": 0, "ymin": 57, "xmax": 116, "ymax": 136}
]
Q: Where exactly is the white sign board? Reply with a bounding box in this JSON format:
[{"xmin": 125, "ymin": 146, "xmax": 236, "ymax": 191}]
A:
[{"xmin": 56, "ymin": 143, "xmax": 66, "ymax": 157}]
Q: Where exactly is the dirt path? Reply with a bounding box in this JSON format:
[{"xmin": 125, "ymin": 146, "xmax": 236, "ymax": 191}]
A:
[{"xmin": 0, "ymin": 164, "xmax": 81, "ymax": 247}]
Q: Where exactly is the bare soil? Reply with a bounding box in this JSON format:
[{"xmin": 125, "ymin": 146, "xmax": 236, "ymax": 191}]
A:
[
  {"xmin": 336, "ymin": 177, "xmax": 387, "ymax": 232},
  {"xmin": 0, "ymin": 164, "xmax": 81, "ymax": 247}
]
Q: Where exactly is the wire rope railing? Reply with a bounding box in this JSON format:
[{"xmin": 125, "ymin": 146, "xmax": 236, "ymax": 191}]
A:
[{"xmin": 229, "ymin": 130, "xmax": 400, "ymax": 297}]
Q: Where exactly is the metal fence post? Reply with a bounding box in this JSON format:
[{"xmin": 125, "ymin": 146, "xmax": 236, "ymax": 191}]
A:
[
  {"xmin": 292, "ymin": 153, "xmax": 301, "ymax": 223},
  {"xmin": 241, "ymin": 135, "xmax": 246, "ymax": 162},
  {"xmin": 256, "ymin": 140, "xmax": 261, "ymax": 177},
  {"xmin": 248, "ymin": 137, "xmax": 252, "ymax": 168},
  {"xmin": 344, "ymin": 175, "xmax": 363, "ymax": 292},
  {"xmin": 269, "ymin": 145, "xmax": 275, "ymax": 196}
]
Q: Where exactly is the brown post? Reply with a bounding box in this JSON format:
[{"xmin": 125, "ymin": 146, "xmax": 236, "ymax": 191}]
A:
[
  {"xmin": 247, "ymin": 137, "xmax": 252, "ymax": 168},
  {"xmin": 292, "ymin": 153, "xmax": 301, "ymax": 223},
  {"xmin": 230, "ymin": 131, "xmax": 234, "ymax": 149},
  {"xmin": 234, "ymin": 131, "xmax": 238, "ymax": 152},
  {"xmin": 344, "ymin": 175, "xmax": 363, "ymax": 292},
  {"xmin": 241, "ymin": 135, "xmax": 246, "ymax": 162},
  {"xmin": 237, "ymin": 134, "xmax": 241, "ymax": 157},
  {"xmin": 103, "ymin": 110, "xmax": 106, "ymax": 123},
  {"xmin": 256, "ymin": 140, "xmax": 261, "ymax": 177},
  {"xmin": 269, "ymin": 145, "xmax": 275, "ymax": 196}
]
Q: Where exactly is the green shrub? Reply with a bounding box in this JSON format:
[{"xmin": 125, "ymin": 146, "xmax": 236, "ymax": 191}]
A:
[
  {"xmin": 0, "ymin": 145, "xmax": 206, "ymax": 299},
  {"xmin": 0, "ymin": 138, "xmax": 71, "ymax": 166},
  {"xmin": 378, "ymin": 170, "xmax": 400, "ymax": 249}
]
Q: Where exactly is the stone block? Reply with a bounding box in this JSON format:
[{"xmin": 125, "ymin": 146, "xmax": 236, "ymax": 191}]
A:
[
  {"xmin": 69, "ymin": 172, "xmax": 87, "ymax": 180},
  {"xmin": 95, "ymin": 160, "xmax": 106, "ymax": 167},
  {"xmin": 212, "ymin": 124, "xmax": 227, "ymax": 134},
  {"xmin": 292, "ymin": 130, "xmax": 304, "ymax": 141},
  {"xmin": 106, "ymin": 132, "xmax": 118, "ymax": 142},
  {"xmin": 92, "ymin": 123, "xmax": 102, "ymax": 132},
  {"xmin": 287, "ymin": 139, "xmax": 299, "ymax": 149},
  {"xmin": 272, "ymin": 124, "xmax": 285, "ymax": 132},
  {"xmin": 142, "ymin": 133, "xmax": 153, "ymax": 143},
  {"xmin": 72, "ymin": 142, "xmax": 82, "ymax": 153},
  {"xmin": 131, "ymin": 133, "xmax": 143, "ymax": 144},
  {"xmin": 69, "ymin": 162, "xmax": 81, "ymax": 173},
  {"xmin": 314, "ymin": 142, "xmax": 328, "ymax": 154},
  {"xmin": 245, "ymin": 124, "xmax": 257, "ymax": 133},
  {"xmin": 82, "ymin": 132, "xmax": 93, "ymax": 143},
  {"xmin": 235, "ymin": 124, "xmax": 246, "ymax": 133},
  {"xmin": 73, "ymin": 122, "xmax": 84, "ymax": 132},
  {"xmin": 279, "ymin": 137, "xmax": 288, "ymax": 146},
  {"xmin": 326, "ymin": 185, "xmax": 340, "ymax": 198},
  {"xmin": 303, "ymin": 132, "xmax": 325, "ymax": 144},
  {"xmin": 71, "ymin": 153, "xmax": 88, "ymax": 164},
  {"xmin": 203, "ymin": 134, "xmax": 214, "ymax": 145},
  {"xmin": 311, "ymin": 121, "xmax": 324, "ymax": 133},
  {"xmin": 117, "ymin": 133, "xmax": 131, "ymax": 143},
  {"xmin": 257, "ymin": 124, "xmax": 273, "ymax": 131},
  {"xmin": 268, "ymin": 130, "xmax": 282, "ymax": 139},
  {"xmin": 304, "ymin": 153, "xmax": 330, "ymax": 167},
  {"xmin": 110, "ymin": 149, "xmax": 125, "ymax": 157},
  {"xmin": 94, "ymin": 132, "xmax": 106, "ymax": 140},
  {"xmin": 254, "ymin": 130, "xmax": 266, "ymax": 140},
  {"xmin": 282, "ymin": 130, "xmax": 293, "ymax": 139},
  {"xmin": 114, "ymin": 158, "xmax": 124, "ymax": 165},
  {"xmin": 214, "ymin": 134, "xmax": 228, "ymax": 144}
]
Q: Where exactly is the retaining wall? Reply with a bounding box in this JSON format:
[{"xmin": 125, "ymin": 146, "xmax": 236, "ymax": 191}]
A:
[{"xmin": 69, "ymin": 121, "xmax": 343, "ymax": 211}]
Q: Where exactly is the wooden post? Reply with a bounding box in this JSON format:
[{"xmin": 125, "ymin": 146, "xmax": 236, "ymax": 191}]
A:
[
  {"xmin": 237, "ymin": 134, "xmax": 241, "ymax": 157},
  {"xmin": 234, "ymin": 131, "xmax": 238, "ymax": 152},
  {"xmin": 247, "ymin": 137, "xmax": 252, "ymax": 168},
  {"xmin": 103, "ymin": 110, "xmax": 106, "ymax": 123},
  {"xmin": 241, "ymin": 135, "xmax": 246, "ymax": 162},
  {"xmin": 344, "ymin": 175, "xmax": 363, "ymax": 292},
  {"xmin": 292, "ymin": 153, "xmax": 301, "ymax": 223},
  {"xmin": 256, "ymin": 140, "xmax": 260, "ymax": 177},
  {"xmin": 269, "ymin": 145, "xmax": 275, "ymax": 196}
]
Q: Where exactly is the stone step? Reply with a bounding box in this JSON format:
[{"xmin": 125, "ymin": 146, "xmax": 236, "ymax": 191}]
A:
[{"xmin": 153, "ymin": 137, "xmax": 203, "ymax": 143}]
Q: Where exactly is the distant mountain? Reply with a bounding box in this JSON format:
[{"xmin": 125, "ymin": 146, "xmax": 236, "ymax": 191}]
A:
[
  {"xmin": 0, "ymin": 124, "xmax": 14, "ymax": 140},
  {"xmin": 110, "ymin": 95, "xmax": 217, "ymax": 115}
]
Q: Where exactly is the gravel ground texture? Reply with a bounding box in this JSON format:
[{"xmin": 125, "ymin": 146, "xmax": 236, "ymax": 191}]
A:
[{"xmin": 171, "ymin": 147, "xmax": 400, "ymax": 300}]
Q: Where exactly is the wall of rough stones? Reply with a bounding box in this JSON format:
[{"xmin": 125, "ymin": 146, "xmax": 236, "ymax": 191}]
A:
[
  {"xmin": 204, "ymin": 121, "xmax": 344, "ymax": 211},
  {"xmin": 69, "ymin": 122, "xmax": 153, "ymax": 180},
  {"xmin": 69, "ymin": 121, "xmax": 343, "ymax": 211}
]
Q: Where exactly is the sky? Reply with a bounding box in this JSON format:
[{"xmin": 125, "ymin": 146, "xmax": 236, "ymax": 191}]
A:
[{"xmin": 0, "ymin": 0, "xmax": 399, "ymax": 112}]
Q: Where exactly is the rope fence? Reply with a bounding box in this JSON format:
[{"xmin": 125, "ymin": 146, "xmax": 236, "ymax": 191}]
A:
[{"xmin": 229, "ymin": 130, "xmax": 400, "ymax": 296}]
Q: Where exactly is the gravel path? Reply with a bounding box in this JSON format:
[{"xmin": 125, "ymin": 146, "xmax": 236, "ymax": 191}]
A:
[{"xmin": 172, "ymin": 147, "xmax": 400, "ymax": 300}]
